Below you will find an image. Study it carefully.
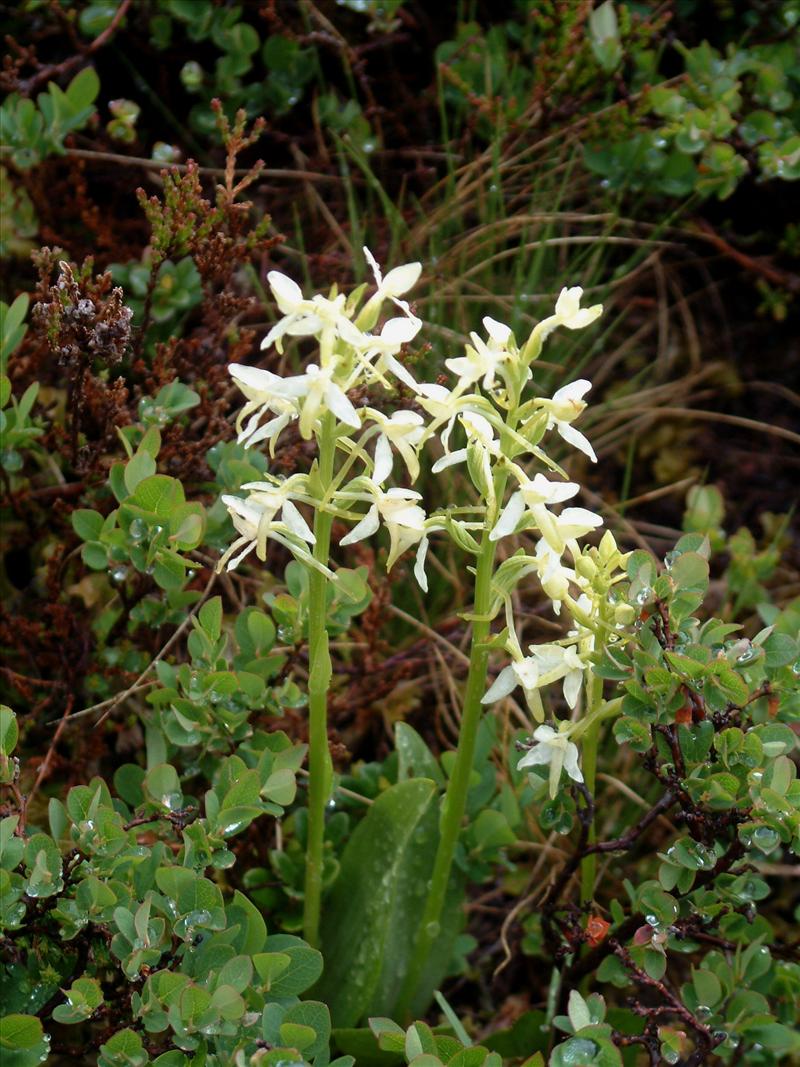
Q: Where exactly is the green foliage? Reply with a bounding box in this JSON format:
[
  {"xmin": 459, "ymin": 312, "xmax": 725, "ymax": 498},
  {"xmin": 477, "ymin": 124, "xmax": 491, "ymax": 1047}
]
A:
[
  {"xmin": 368, "ymin": 1016, "xmax": 502, "ymax": 1067},
  {"xmin": 0, "ymin": 68, "xmax": 100, "ymax": 168},
  {"xmin": 316, "ymin": 779, "xmax": 462, "ymax": 1026},
  {"xmin": 150, "ymin": 2, "xmax": 314, "ymax": 134},
  {"xmin": 586, "ymin": 33, "xmax": 800, "ymax": 199},
  {"xmin": 72, "ymin": 428, "xmax": 206, "ymax": 591},
  {"xmin": 0, "ymin": 707, "xmax": 331, "ymax": 1065}
]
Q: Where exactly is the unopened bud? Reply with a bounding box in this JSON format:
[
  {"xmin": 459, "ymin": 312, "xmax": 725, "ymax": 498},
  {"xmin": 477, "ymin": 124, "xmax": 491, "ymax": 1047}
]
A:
[
  {"xmin": 598, "ymin": 529, "xmax": 619, "ymax": 564},
  {"xmin": 542, "ymin": 571, "xmax": 570, "ymax": 601},
  {"xmin": 575, "ymin": 555, "xmax": 597, "ymax": 580}
]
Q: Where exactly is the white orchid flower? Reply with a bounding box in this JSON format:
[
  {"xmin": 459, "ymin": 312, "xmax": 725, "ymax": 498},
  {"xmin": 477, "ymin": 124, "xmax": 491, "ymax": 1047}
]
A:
[
  {"xmin": 364, "ymin": 408, "xmax": 426, "ymax": 484},
  {"xmin": 536, "ymin": 505, "xmax": 604, "ymax": 556},
  {"xmin": 490, "ymin": 474, "xmax": 580, "ymax": 541},
  {"xmin": 431, "ymin": 411, "xmax": 498, "ymax": 473},
  {"xmin": 553, "ymin": 287, "xmax": 603, "ymax": 330},
  {"xmin": 228, "ymin": 363, "xmax": 303, "ymax": 451},
  {"xmin": 217, "ymin": 483, "xmax": 324, "ymax": 574},
  {"xmin": 415, "ymin": 382, "xmax": 487, "ymax": 455},
  {"xmin": 522, "ymin": 288, "xmax": 603, "ymax": 362},
  {"xmin": 276, "ymin": 362, "xmax": 360, "ymax": 440},
  {"xmin": 532, "ymin": 536, "xmax": 576, "ymax": 613},
  {"xmin": 363, "ymin": 246, "xmax": 422, "ymax": 318},
  {"xmin": 537, "ymin": 379, "xmax": 597, "ymax": 462},
  {"xmin": 340, "ymin": 486, "xmax": 427, "ymax": 571},
  {"xmin": 482, "ymin": 640, "xmax": 586, "ymax": 714},
  {"xmin": 526, "ymin": 643, "xmax": 587, "ymax": 709},
  {"xmin": 339, "ymin": 315, "xmax": 422, "ymax": 390},
  {"xmin": 261, "ymin": 272, "xmax": 350, "ymax": 354},
  {"xmin": 482, "ymin": 656, "xmax": 542, "ymax": 711},
  {"xmin": 517, "ymin": 723, "xmax": 584, "ymax": 798},
  {"xmin": 445, "ymin": 316, "xmax": 515, "ymax": 390}
]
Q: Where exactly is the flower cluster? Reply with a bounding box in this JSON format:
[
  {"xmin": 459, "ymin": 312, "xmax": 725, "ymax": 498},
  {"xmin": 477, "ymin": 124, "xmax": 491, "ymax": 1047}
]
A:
[
  {"xmin": 220, "ymin": 254, "xmax": 621, "ymax": 796},
  {"xmin": 221, "ymin": 248, "xmax": 428, "ymax": 571}
]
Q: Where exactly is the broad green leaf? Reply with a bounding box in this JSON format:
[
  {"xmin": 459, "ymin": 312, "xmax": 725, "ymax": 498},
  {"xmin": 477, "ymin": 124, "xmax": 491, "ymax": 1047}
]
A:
[
  {"xmin": 261, "ymin": 934, "xmax": 322, "ymax": 996},
  {"xmin": 316, "ymin": 778, "xmax": 465, "ymax": 1026},
  {"xmin": 71, "ymin": 509, "xmax": 104, "ymax": 542},
  {"xmin": 281, "ymin": 1001, "xmax": 331, "ymax": 1060},
  {"xmin": 198, "ymin": 596, "xmax": 223, "ymax": 641},
  {"xmin": 0, "ymin": 706, "xmax": 18, "ymax": 755},
  {"xmin": 0, "ymin": 1014, "xmax": 49, "ymax": 1067},
  {"xmin": 396, "ymin": 722, "xmax": 444, "ymax": 786},
  {"xmin": 65, "ymin": 67, "xmax": 101, "ymax": 109}
]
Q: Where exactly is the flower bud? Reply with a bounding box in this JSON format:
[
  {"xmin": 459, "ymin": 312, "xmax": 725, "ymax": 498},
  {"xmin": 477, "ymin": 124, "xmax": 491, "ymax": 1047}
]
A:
[
  {"xmin": 575, "ymin": 555, "xmax": 597, "ymax": 581},
  {"xmin": 542, "ymin": 570, "xmax": 570, "ymax": 602},
  {"xmin": 598, "ymin": 529, "xmax": 620, "ymax": 565},
  {"xmin": 614, "ymin": 603, "xmax": 636, "ymax": 625}
]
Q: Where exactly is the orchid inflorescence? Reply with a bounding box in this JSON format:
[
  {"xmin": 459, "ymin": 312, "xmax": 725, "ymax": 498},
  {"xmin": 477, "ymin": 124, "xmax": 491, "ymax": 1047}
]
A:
[{"xmin": 219, "ymin": 250, "xmax": 630, "ymax": 797}]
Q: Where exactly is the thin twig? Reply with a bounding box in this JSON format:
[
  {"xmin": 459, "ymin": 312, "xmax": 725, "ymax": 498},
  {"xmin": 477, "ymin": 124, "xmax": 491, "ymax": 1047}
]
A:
[
  {"xmin": 12, "ymin": 0, "xmax": 132, "ymax": 94},
  {"xmin": 63, "ymin": 571, "xmax": 217, "ymax": 727},
  {"xmin": 0, "ymin": 145, "xmax": 341, "ymax": 184}
]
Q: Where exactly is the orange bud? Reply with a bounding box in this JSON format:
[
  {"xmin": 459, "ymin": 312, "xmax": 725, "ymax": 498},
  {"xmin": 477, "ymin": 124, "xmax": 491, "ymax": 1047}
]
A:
[
  {"xmin": 675, "ymin": 703, "xmax": 692, "ymax": 724},
  {"xmin": 585, "ymin": 914, "xmax": 610, "ymax": 947}
]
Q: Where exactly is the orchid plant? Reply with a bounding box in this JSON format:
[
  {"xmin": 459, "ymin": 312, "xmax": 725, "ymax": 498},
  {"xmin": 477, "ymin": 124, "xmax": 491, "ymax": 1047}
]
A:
[
  {"xmin": 219, "ymin": 251, "xmax": 425, "ymax": 948},
  {"xmin": 220, "ymin": 254, "xmax": 629, "ymax": 1006}
]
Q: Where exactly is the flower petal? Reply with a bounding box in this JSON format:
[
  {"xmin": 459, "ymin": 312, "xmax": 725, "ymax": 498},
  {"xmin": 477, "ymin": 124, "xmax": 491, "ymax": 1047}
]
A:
[
  {"xmin": 268, "ymin": 271, "xmax": 303, "ymax": 311},
  {"xmin": 381, "ymin": 316, "xmax": 421, "ymax": 345},
  {"xmin": 414, "ymin": 535, "xmax": 429, "ymax": 592},
  {"xmin": 558, "ymin": 422, "xmax": 597, "ymax": 462},
  {"xmin": 340, "ymin": 505, "xmax": 380, "ymax": 546},
  {"xmin": 381, "ymin": 262, "xmax": 422, "ymax": 296},
  {"xmin": 552, "ymin": 379, "xmax": 592, "ymax": 404},
  {"xmin": 517, "ymin": 746, "xmax": 551, "ymax": 770},
  {"xmin": 325, "ymin": 382, "xmax": 361, "ymax": 428},
  {"xmin": 281, "ymin": 500, "xmax": 315, "ymax": 545},
  {"xmin": 562, "ymin": 742, "xmax": 584, "ymax": 783},
  {"xmin": 373, "ymin": 433, "xmax": 394, "ymax": 485},
  {"xmin": 481, "ymin": 665, "xmax": 518, "ymax": 704},
  {"xmin": 482, "ymin": 316, "xmax": 512, "ymax": 344},
  {"xmin": 563, "ymin": 667, "xmax": 583, "ymax": 709},
  {"xmin": 489, "ymin": 491, "xmax": 525, "ymax": 541},
  {"xmin": 432, "ymin": 448, "xmax": 467, "ymax": 473}
]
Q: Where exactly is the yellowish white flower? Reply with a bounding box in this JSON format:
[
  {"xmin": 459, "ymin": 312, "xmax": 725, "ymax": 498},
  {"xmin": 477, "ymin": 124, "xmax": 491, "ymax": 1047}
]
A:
[
  {"xmin": 365, "ymin": 408, "xmax": 426, "ymax": 484},
  {"xmin": 228, "ymin": 363, "xmax": 301, "ymax": 451},
  {"xmin": 218, "ymin": 479, "xmax": 325, "ymax": 574},
  {"xmin": 482, "ymin": 642, "xmax": 586, "ymax": 714},
  {"xmin": 261, "ymin": 271, "xmax": 351, "ymax": 354},
  {"xmin": 517, "ymin": 722, "xmax": 584, "ymax": 798},
  {"xmin": 431, "ymin": 411, "xmax": 498, "ymax": 473},
  {"xmin": 553, "ymin": 287, "xmax": 603, "ymax": 330},
  {"xmin": 445, "ymin": 316, "xmax": 515, "ymax": 391},
  {"xmin": 340, "ymin": 486, "xmax": 427, "ymax": 572},
  {"xmin": 289, "ymin": 362, "xmax": 361, "ymax": 439},
  {"xmin": 338, "ymin": 315, "xmax": 422, "ymax": 390},
  {"xmin": 537, "ymin": 379, "xmax": 597, "ymax": 462},
  {"xmin": 490, "ymin": 473, "xmax": 580, "ymax": 541},
  {"xmin": 521, "ymin": 287, "xmax": 603, "ymax": 363},
  {"xmin": 532, "ymin": 536, "xmax": 576, "ymax": 613},
  {"xmin": 363, "ymin": 246, "xmax": 422, "ymax": 319},
  {"xmin": 535, "ymin": 505, "xmax": 604, "ymax": 556}
]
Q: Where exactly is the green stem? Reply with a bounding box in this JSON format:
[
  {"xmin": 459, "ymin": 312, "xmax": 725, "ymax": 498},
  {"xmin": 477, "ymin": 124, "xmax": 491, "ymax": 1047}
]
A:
[
  {"xmin": 396, "ymin": 476, "xmax": 506, "ymax": 1020},
  {"xmin": 303, "ymin": 414, "xmax": 336, "ymax": 949},
  {"xmin": 579, "ymin": 669, "xmax": 604, "ymax": 906}
]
